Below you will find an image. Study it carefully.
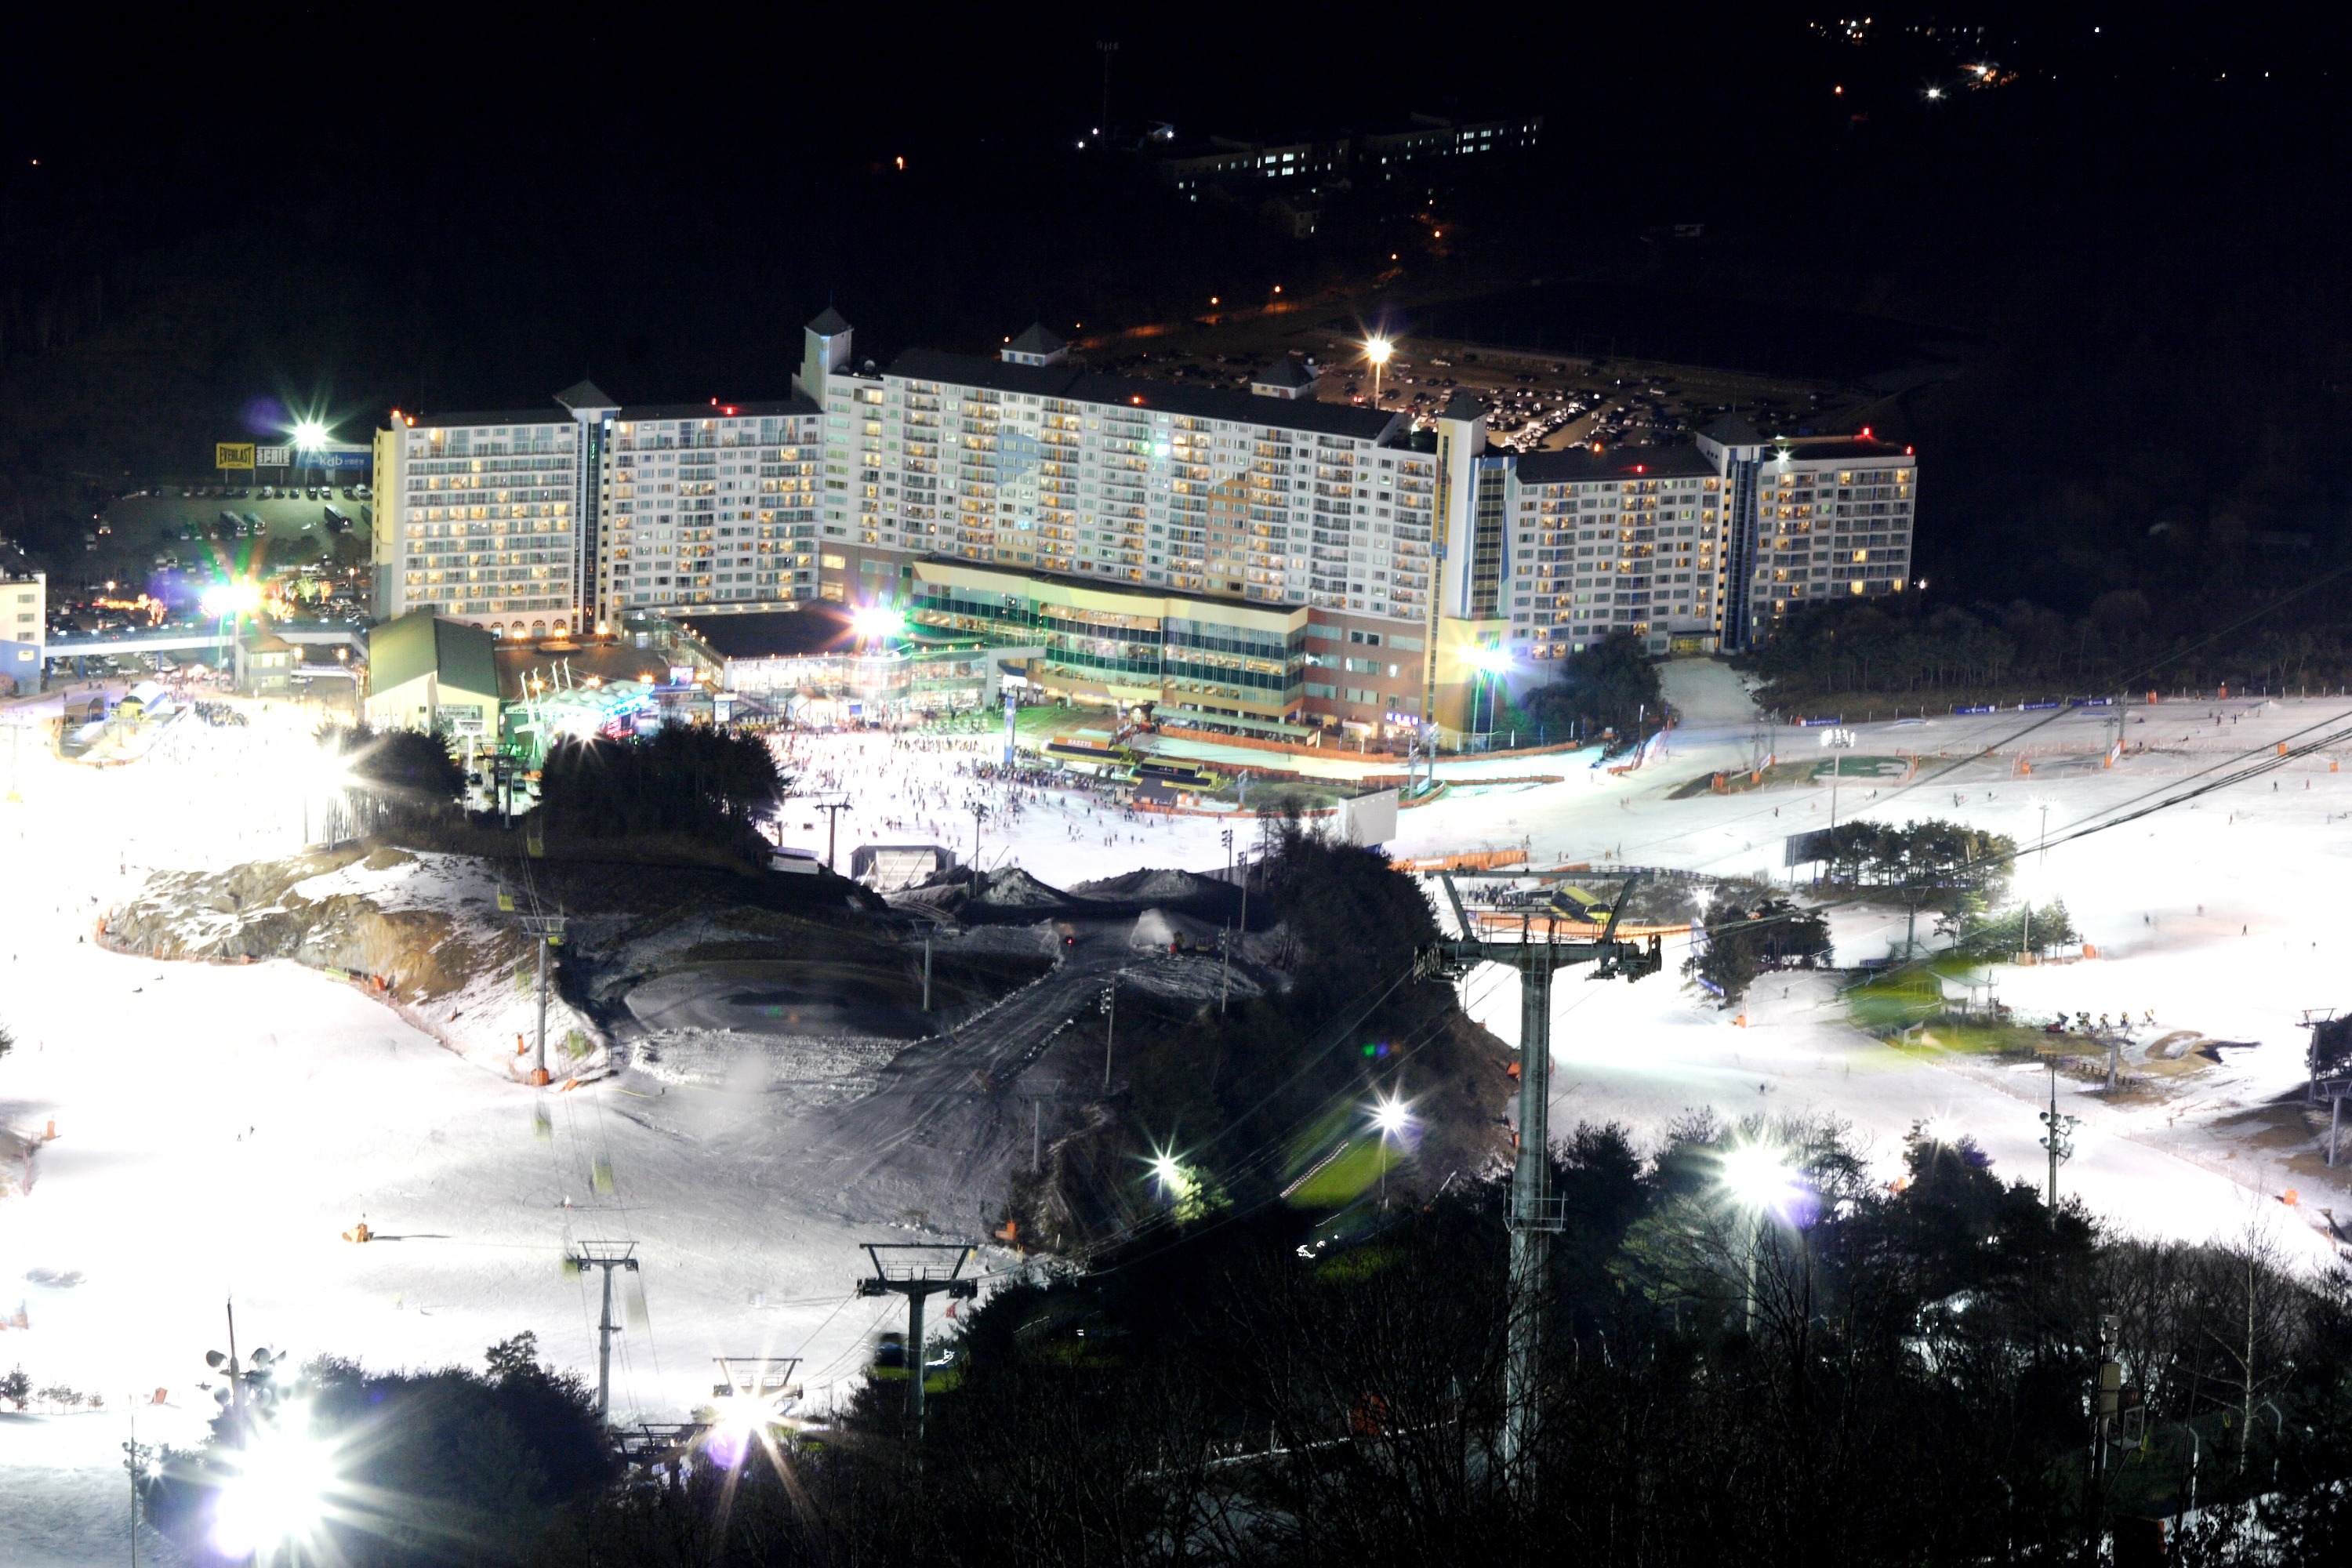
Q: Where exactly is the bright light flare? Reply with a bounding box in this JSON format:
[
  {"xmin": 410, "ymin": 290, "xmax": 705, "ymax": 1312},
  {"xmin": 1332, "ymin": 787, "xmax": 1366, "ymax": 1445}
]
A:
[
  {"xmin": 200, "ymin": 580, "xmax": 263, "ymax": 619},
  {"xmin": 1369, "ymin": 1092, "xmax": 1413, "ymax": 1140},
  {"xmin": 1718, "ymin": 1141, "xmax": 1801, "ymax": 1215},
  {"xmin": 1364, "ymin": 335, "xmax": 1393, "ymax": 368},
  {"xmin": 1915, "ymin": 1115, "xmax": 1961, "ymax": 1147},
  {"xmin": 292, "ymin": 419, "xmax": 330, "ymax": 449},
  {"xmin": 1462, "ymin": 644, "xmax": 1513, "ymax": 677},
  {"xmin": 705, "ymin": 1388, "xmax": 791, "ymax": 1471},
  {"xmin": 209, "ymin": 1406, "xmax": 341, "ymax": 1560},
  {"xmin": 850, "ymin": 604, "xmax": 906, "ymax": 642}
]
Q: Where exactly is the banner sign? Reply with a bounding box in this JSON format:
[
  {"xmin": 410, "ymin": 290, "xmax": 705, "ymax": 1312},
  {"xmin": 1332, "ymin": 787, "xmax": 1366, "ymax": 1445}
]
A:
[
  {"xmin": 297, "ymin": 449, "xmax": 372, "ymax": 471},
  {"xmin": 216, "ymin": 442, "xmax": 256, "ymax": 470},
  {"xmin": 255, "ymin": 445, "xmax": 291, "ymax": 467},
  {"xmin": 1784, "ymin": 828, "xmax": 1838, "ymax": 867}
]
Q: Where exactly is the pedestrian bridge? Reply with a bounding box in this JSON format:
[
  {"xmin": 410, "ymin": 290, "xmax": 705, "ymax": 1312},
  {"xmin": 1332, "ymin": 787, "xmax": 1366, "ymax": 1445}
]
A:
[{"xmin": 42, "ymin": 623, "xmax": 369, "ymax": 662}]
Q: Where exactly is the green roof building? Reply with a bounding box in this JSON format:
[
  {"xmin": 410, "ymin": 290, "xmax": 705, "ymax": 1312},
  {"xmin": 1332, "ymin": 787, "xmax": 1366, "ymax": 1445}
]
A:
[{"xmin": 365, "ymin": 611, "xmax": 499, "ymax": 738}]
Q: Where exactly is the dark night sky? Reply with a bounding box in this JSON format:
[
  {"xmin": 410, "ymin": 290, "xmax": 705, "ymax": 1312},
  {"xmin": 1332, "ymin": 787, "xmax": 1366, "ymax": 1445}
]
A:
[{"xmin": 9, "ymin": 2, "xmax": 2352, "ymax": 613}]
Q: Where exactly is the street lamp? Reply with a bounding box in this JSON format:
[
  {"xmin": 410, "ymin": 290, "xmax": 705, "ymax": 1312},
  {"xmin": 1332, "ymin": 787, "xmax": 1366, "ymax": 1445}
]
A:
[
  {"xmin": 850, "ymin": 603, "xmax": 905, "ymax": 647},
  {"xmin": 291, "ymin": 420, "xmax": 329, "ymax": 451},
  {"xmin": 1718, "ymin": 1141, "xmax": 1800, "ymax": 1330},
  {"xmin": 1464, "ymin": 644, "xmax": 1512, "ymax": 738},
  {"xmin": 209, "ymin": 1404, "xmax": 343, "ymax": 1563},
  {"xmin": 1369, "ymin": 1091, "xmax": 1412, "ymax": 1206},
  {"xmin": 1365, "ymin": 335, "xmax": 1394, "ymax": 403}
]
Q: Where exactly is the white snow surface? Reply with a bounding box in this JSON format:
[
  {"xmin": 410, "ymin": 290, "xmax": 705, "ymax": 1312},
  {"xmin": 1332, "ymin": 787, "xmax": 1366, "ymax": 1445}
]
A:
[{"xmin": 5, "ymin": 676, "xmax": 2352, "ymax": 1560}]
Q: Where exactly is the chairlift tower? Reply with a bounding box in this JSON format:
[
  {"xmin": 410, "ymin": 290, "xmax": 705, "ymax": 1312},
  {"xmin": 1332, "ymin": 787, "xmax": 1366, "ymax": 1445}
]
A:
[
  {"xmin": 812, "ymin": 797, "xmax": 852, "ymax": 873},
  {"xmin": 569, "ymin": 1241, "xmax": 640, "ymax": 1422},
  {"xmin": 520, "ymin": 913, "xmax": 567, "ymax": 1086},
  {"xmin": 713, "ymin": 1355, "xmax": 804, "ymax": 1406},
  {"xmin": 1423, "ymin": 873, "xmax": 1663, "ymax": 1500},
  {"xmin": 855, "ymin": 1243, "xmax": 978, "ymax": 1440},
  {"xmin": 2297, "ymin": 1008, "xmax": 2340, "ymax": 1102},
  {"xmin": 2037, "ymin": 1053, "xmax": 2079, "ymax": 1229}
]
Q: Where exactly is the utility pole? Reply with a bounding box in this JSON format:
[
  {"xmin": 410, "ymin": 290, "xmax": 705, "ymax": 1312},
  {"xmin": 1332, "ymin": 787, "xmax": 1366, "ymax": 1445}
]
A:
[
  {"xmin": 1426, "ymin": 873, "xmax": 1663, "ymax": 1498},
  {"xmin": 815, "ymin": 797, "xmax": 852, "ymax": 873},
  {"xmin": 570, "ymin": 1242, "xmax": 641, "ymax": 1423},
  {"xmin": 2322, "ymin": 1079, "xmax": 2350, "ymax": 1167},
  {"xmin": 855, "ymin": 1243, "xmax": 978, "ymax": 1441},
  {"xmin": 1095, "ymin": 40, "xmax": 1118, "ymax": 136},
  {"xmin": 521, "ymin": 913, "xmax": 566, "ymax": 1087},
  {"xmin": 1221, "ymin": 828, "xmax": 1236, "ymax": 1013},
  {"xmin": 1823, "ymin": 725, "xmax": 1853, "ymax": 837},
  {"xmin": 971, "ymin": 802, "xmax": 989, "ymax": 873},
  {"xmin": 2038, "ymin": 1053, "xmax": 2079, "ymax": 1229},
  {"xmin": 125, "ymin": 1397, "xmax": 141, "ymax": 1568},
  {"xmin": 921, "ymin": 930, "xmax": 934, "ymax": 1013}
]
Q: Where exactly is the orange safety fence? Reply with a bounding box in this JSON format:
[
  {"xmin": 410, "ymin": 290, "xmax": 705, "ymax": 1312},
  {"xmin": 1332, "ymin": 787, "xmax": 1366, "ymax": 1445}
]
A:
[{"xmin": 1392, "ymin": 848, "xmax": 1529, "ymax": 873}]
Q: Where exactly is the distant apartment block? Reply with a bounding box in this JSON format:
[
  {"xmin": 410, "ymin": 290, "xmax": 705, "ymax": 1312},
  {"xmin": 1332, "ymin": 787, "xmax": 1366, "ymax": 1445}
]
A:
[
  {"xmin": 368, "ymin": 313, "xmax": 1915, "ymax": 739},
  {"xmin": 372, "ymin": 383, "xmax": 825, "ymax": 637},
  {"xmin": 1, "ymin": 567, "xmax": 44, "ymax": 692},
  {"xmin": 1156, "ymin": 112, "xmax": 1543, "ymax": 198}
]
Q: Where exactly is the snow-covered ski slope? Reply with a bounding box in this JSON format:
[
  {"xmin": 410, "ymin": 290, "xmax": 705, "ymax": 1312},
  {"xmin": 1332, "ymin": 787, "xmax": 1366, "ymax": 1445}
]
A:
[{"xmin": 5, "ymin": 670, "xmax": 2351, "ymax": 1563}]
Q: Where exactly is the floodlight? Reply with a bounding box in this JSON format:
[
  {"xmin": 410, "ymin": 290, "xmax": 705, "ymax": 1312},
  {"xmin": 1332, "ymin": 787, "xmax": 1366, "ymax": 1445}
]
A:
[
  {"xmin": 1718, "ymin": 1141, "xmax": 1799, "ymax": 1214},
  {"xmin": 1463, "ymin": 644, "xmax": 1513, "ymax": 677},
  {"xmin": 1365, "ymin": 336, "xmax": 1393, "ymax": 368},
  {"xmin": 200, "ymin": 580, "xmax": 263, "ymax": 619},
  {"xmin": 705, "ymin": 1385, "xmax": 789, "ymax": 1471},
  {"xmin": 209, "ymin": 1406, "xmax": 340, "ymax": 1560},
  {"xmin": 1370, "ymin": 1092, "xmax": 1412, "ymax": 1140},
  {"xmin": 1150, "ymin": 1152, "xmax": 1185, "ymax": 1192},
  {"xmin": 851, "ymin": 604, "xmax": 906, "ymax": 644},
  {"xmin": 1915, "ymin": 1115, "xmax": 1960, "ymax": 1147},
  {"xmin": 292, "ymin": 420, "xmax": 329, "ymax": 450}
]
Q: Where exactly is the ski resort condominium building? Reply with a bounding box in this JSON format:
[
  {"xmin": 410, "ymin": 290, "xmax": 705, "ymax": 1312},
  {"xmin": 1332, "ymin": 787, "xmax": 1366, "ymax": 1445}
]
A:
[{"xmin": 368, "ymin": 314, "xmax": 1917, "ymax": 739}]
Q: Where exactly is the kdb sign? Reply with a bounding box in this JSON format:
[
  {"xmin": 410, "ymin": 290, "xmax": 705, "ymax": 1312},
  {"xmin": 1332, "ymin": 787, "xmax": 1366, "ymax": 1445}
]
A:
[{"xmin": 296, "ymin": 445, "xmax": 372, "ymax": 472}]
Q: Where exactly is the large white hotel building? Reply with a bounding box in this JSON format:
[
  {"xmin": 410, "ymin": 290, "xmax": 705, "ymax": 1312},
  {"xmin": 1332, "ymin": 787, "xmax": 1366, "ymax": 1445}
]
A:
[{"xmin": 370, "ymin": 314, "xmax": 1917, "ymax": 738}]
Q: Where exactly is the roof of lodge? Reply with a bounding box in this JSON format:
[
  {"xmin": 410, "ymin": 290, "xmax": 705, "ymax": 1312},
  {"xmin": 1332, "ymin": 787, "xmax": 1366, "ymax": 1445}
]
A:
[
  {"xmin": 1512, "ymin": 445, "xmax": 1720, "ymax": 484},
  {"xmin": 612, "ymin": 397, "xmax": 820, "ymax": 422},
  {"xmin": 883, "ymin": 347, "xmax": 1402, "ymax": 441},
  {"xmin": 1769, "ymin": 435, "xmax": 1913, "ymax": 464},
  {"xmin": 400, "ymin": 407, "xmax": 582, "ymax": 431},
  {"xmin": 401, "ymin": 390, "xmax": 819, "ymax": 432},
  {"xmin": 673, "ymin": 605, "xmax": 859, "ymax": 661},
  {"xmin": 368, "ymin": 611, "xmax": 499, "ymax": 699},
  {"xmin": 1007, "ymin": 322, "xmax": 1066, "ymax": 355},
  {"xmin": 555, "ymin": 380, "xmax": 617, "ymax": 411},
  {"xmin": 1250, "ymin": 357, "xmax": 1317, "ymax": 388}
]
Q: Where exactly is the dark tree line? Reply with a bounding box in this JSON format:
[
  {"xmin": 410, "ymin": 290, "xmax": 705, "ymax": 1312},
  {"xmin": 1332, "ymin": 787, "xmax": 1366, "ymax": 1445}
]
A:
[
  {"xmin": 1512, "ymin": 632, "xmax": 1666, "ymax": 748},
  {"xmin": 1745, "ymin": 596, "xmax": 2352, "ymax": 707},
  {"xmin": 1014, "ymin": 821, "xmax": 1477, "ymax": 1247},
  {"xmin": 536, "ymin": 728, "xmax": 782, "ymax": 855},
  {"xmin": 150, "ymin": 1123, "xmax": 2352, "ymax": 1566},
  {"xmin": 1690, "ymin": 883, "xmax": 1832, "ymax": 1004},
  {"xmin": 1809, "ymin": 817, "xmax": 2016, "ymax": 909}
]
